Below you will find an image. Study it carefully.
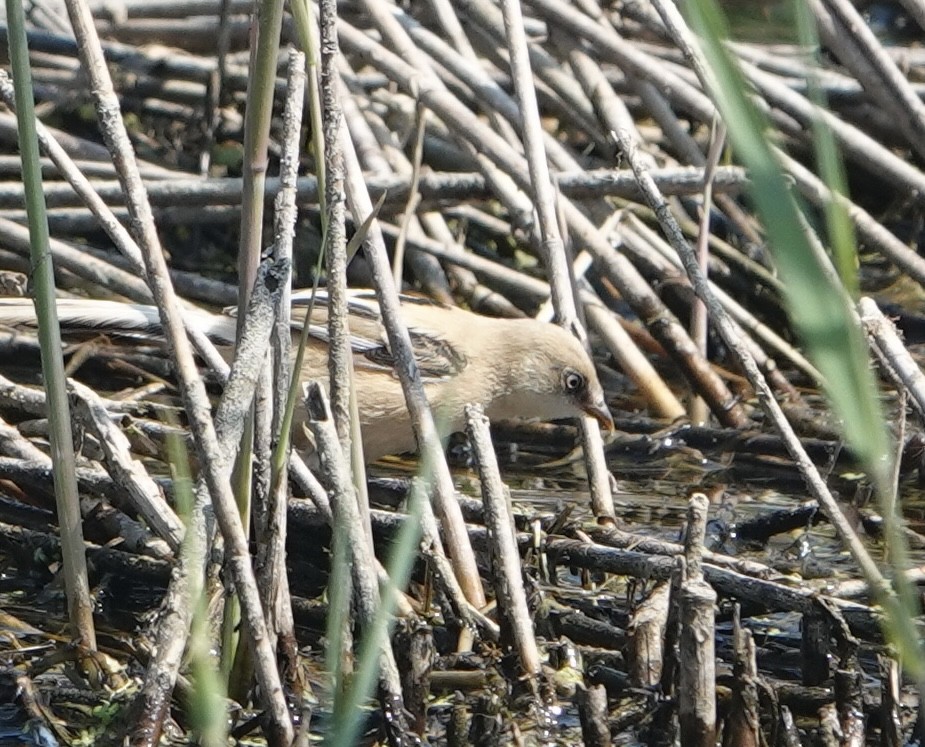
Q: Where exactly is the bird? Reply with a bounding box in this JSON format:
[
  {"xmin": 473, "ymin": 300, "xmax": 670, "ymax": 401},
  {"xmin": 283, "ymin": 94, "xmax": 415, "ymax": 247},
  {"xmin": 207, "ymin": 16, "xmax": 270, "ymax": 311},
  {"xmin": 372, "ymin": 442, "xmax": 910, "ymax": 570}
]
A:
[{"xmin": 0, "ymin": 290, "xmax": 613, "ymax": 462}]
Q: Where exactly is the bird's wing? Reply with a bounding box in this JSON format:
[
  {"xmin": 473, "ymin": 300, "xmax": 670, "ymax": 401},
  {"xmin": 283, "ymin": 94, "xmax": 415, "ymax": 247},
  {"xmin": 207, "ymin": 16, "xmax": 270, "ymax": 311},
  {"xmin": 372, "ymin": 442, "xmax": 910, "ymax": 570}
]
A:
[
  {"xmin": 0, "ymin": 294, "xmax": 468, "ymax": 380},
  {"xmin": 288, "ymin": 290, "xmax": 469, "ymax": 381}
]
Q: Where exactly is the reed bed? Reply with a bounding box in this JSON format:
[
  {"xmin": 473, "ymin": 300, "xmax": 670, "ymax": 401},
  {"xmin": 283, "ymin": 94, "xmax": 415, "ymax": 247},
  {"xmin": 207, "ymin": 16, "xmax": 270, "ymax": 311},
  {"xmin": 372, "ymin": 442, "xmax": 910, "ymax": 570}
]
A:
[{"xmin": 0, "ymin": 0, "xmax": 924, "ymax": 745}]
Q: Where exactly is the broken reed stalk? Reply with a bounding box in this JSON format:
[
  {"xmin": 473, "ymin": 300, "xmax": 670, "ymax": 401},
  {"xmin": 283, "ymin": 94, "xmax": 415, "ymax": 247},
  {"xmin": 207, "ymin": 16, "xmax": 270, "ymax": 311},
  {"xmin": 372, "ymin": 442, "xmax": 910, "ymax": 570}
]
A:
[
  {"xmin": 677, "ymin": 493, "xmax": 717, "ymax": 747},
  {"xmin": 627, "ymin": 580, "xmax": 671, "ymax": 688},
  {"xmin": 725, "ymin": 607, "xmax": 761, "ymax": 747},
  {"xmin": 466, "ymin": 404, "xmax": 541, "ymax": 679},
  {"xmin": 255, "ymin": 47, "xmax": 304, "ymax": 670},
  {"xmin": 69, "ymin": 379, "xmax": 184, "ymax": 552}
]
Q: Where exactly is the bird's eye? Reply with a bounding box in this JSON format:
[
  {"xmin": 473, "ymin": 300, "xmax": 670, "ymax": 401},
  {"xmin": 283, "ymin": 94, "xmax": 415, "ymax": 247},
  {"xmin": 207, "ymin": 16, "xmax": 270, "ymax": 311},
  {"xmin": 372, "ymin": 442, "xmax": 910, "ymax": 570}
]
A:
[{"xmin": 563, "ymin": 369, "xmax": 585, "ymax": 393}]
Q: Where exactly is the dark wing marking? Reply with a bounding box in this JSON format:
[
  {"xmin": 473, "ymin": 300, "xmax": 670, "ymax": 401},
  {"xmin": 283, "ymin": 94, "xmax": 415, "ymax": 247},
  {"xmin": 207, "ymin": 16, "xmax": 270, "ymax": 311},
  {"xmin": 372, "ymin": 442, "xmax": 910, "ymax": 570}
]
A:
[
  {"xmin": 289, "ymin": 291, "xmax": 465, "ymax": 381},
  {"xmin": 361, "ymin": 329, "xmax": 467, "ymax": 380},
  {"xmin": 307, "ymin": 324, "xmax": 467, "ymax": 381}
]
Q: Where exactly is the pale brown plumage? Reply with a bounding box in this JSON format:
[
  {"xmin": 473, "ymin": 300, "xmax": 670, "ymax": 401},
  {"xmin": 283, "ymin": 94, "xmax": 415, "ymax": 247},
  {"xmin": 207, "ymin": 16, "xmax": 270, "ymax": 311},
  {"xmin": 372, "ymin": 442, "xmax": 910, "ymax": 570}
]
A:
[{"xmin": 0, "ymin": 291, "xmax": 613, "ymax": 462}]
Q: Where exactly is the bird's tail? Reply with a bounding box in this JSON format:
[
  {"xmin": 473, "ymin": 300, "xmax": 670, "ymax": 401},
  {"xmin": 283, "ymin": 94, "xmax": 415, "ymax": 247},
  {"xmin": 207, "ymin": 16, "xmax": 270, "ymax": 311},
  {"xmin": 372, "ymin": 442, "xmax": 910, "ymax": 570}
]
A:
[{"xmin": 0, "ymin": 298, "xmax": 237, "ymax": 343}]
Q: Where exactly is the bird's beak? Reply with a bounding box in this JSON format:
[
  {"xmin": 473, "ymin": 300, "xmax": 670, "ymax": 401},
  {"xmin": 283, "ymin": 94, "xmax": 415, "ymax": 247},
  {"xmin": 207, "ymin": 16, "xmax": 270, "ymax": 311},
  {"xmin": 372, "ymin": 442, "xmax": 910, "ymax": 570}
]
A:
[{"xmin": 582, "ymin": 397, "xmax": 615, "ymax": 432}]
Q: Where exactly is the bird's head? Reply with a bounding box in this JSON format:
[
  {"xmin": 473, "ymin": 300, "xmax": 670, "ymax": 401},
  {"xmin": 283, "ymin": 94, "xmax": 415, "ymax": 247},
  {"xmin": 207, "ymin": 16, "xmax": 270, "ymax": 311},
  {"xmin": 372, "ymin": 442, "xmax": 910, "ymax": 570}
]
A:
[{"xmin": 485, "ymin": 321, "xmax": 614, "ymax": 430}]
